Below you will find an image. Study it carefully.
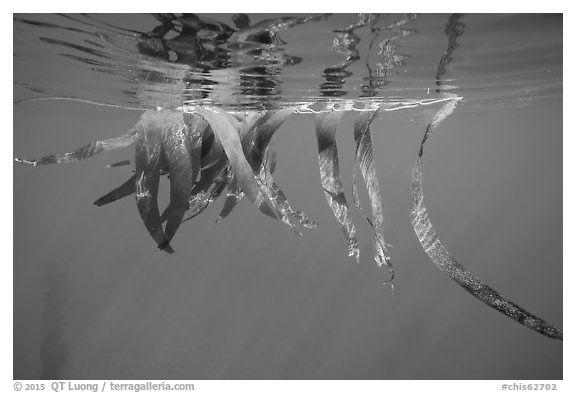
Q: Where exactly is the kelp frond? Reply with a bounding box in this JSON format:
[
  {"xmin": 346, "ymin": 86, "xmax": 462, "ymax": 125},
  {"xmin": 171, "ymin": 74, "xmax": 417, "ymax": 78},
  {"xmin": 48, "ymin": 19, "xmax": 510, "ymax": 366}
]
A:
[
  {"xmin": 315, "ymin": 110, "xmax": 360, "ymax": 262},
  {"xmin": 353, "ymin": 109, "xmax": 393, "ymax": 281}
]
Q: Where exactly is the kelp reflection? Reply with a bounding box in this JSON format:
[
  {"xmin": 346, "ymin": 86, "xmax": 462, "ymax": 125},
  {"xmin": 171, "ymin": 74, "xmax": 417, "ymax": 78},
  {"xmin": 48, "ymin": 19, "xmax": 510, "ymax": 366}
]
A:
[{"xmin": 14, "ymin": 14, "xmax": 562, "ymax": 340}]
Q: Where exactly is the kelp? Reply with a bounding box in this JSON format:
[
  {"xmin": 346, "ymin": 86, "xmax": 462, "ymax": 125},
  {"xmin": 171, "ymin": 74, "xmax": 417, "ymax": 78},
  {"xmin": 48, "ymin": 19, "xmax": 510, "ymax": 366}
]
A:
[
  {"xmin": 94, "ymin": 174, "xmax": 136, "ymax": 206},
  {"xmin": 259, "ymin": 139, "xmax": 318, "ymax": 231},
  {"xmin": 159, "ymin": 113, "xmax": 202, "ymax": 246},
  {"xmin": 407, "ymin": 14, "xmax": 562, "ymax": 339},
  {"xmin": 14, "ymin": 126, "xmax": 138, "ymax": 166},
  {"xmin": 217, "ymin": 175, "xmax": 242, "ymax": 222},
  {"xmin": 17, "ymin": 104, "xmax": 317, "ymax": 251},
  {"xmin": 409, "ymin": 96, "xmax": 562, "ymax": 339},
  {"xmin": 353, "ymin": 109, "xmax": 393, "ymax": 281},
  {"xmin": 212, "ymin": 108, "xmax": 318, "ymax": 233},
  {"xmin": 15, "ymin": 98, "xmax": 563, "ymax": 339},
  {"xmin": 315, "ymin": 111, "xmax": 360, "ymax": 262},
  {"xmin": 190, "ymin": 106, "xmax": 279, "ymax": 220},
  {"xmin": 15, "ymin": 102, "xmax": 377, "ymax": 261},
  {"xmin": 246, "ymin": 109, "xmax": 318, "ymax": 233},
  {"xmin": 133, "ymin": 111, "xmax": 173, "ymax": 253}
]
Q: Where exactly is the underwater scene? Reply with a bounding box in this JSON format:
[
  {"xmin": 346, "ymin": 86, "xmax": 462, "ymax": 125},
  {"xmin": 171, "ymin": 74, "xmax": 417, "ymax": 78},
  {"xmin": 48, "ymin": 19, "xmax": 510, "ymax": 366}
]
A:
[{"xmin": 13, "ymin": 14, "xmax": 562, "ymax": 379}]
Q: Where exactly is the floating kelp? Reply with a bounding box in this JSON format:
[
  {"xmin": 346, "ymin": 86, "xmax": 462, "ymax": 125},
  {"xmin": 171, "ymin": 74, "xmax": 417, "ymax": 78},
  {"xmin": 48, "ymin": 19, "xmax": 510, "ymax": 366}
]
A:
[
  {"xmin": 14, "ymin": 97, "xmax": 451, "ymax": 259},
  {"xmin": 15, "ymin": 94, "xmax": 562, "ymax": 340}
]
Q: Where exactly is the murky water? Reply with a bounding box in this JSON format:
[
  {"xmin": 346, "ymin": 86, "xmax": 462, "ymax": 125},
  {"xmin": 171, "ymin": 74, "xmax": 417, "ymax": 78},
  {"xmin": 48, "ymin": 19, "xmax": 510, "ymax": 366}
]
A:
[{"xmin": 13, "ymin": 14, "xmax": 562, "ymax": 380}]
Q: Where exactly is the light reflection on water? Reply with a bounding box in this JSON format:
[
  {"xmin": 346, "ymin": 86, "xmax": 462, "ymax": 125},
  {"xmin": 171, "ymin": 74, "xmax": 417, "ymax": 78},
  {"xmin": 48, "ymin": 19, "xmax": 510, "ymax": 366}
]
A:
[
  {"xmin": 14, "ymin": 14, "xmax": 561, "ymax": 110},
  {"xmin": 13, "ymin": 14, "xmax": 562, "ymax": 380}
]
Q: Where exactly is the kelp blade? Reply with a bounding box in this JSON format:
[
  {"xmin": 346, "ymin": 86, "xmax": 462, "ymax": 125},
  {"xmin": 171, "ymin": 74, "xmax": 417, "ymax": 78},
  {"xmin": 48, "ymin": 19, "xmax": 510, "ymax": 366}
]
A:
[
  {"xmin": 192, "ymin": 106, "xmax": 278, "ymax": 220},
  {"xmin": 315, "ymin": 111, "xmax": 359, "ymax": 262},
  {"xmin": 410, "ymin": 96, "xmax": 562, "ymax": 340},
  {"xmin": 259, "ymin": 139, "xmax": 318, "ymax": 232},
  {"xmin": 15, "ymin": 126, "xmax": 138, "ymax": 166},
  {"xmin": 183, "ymin": 112, "xmax": 210, "ymax": 182},
  {"xmin": 94, "ymin": 174, "xmax": 136, "ymax": 206},
  {"xmin": 183, "ymin": 166, "xmax": 230, "ymax": 223},
  {"xmin": 353, "ymin": 110, "xmax": 393, "ymax": 280},
  {"xmin": 134, "ymin": 111, "xmax": 174, "ymax": 253},
  {"xmin": 244, "ymin": 108, "xmax": 295, "ymax": 168},
  {"xmin": 217, "ymin": 175, "xmax": 243, "ymax": 222},
  {"xmin": 245, "ymin": 109, "xmax": 318, "ymax": 232},
  {"xmin": 161, "ymin": 111, "xmax": 205, "ymax": 245}
]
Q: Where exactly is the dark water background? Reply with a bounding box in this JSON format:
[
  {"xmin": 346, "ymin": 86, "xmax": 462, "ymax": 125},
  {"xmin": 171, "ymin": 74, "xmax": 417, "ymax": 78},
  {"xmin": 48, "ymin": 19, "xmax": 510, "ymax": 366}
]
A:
[{"xmin": 13, "ymin": 14, "xmax": 562, "ymax": 379}]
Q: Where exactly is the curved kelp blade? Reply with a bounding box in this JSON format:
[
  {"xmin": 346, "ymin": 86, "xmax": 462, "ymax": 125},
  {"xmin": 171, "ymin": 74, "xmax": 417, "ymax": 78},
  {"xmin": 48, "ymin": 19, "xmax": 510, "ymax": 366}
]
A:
[
  {"xmin": 193, "ymin": 148, "xmax": 228, "ymax": 198},
  {"xmin": 183, "ymin": 112, "xmax": 210, "ymax": 182},
  {"xmin": 237, "ymin": 111, "xmax": 264, "ymax": 139},
  {"xmin": 159, "ymin": 113, "xmax": 220, "ymax": 225},
  {"xmin": 94, "ymin": 174, "xmax": 136, "ymax": 206},
  {"xmin": 315, "ymin": 111, "xmax": 360, "ymax": 262},
  {"xmin": 217, "ymin": 174, "xmax": 243, "ymax": 222},
  {"xmin": 178, "ymin": 141, "xmax": 230, "ymax": 224},
  {"xmin": 245, "ymin": 108, "xmax": 295, "ymax": 169},
  {"xmin": 257, "ymin": 146, "xmax": 301, "ymax": 235},
  {"xmin": 160, "ymin": 111, "xmax": 207, "ymax": 245},
  {"xmin": 183, "ymin": 166, "xmax": 230, "ymax": 223},
  {"xmin": 353, "ymin": 110, "xmax": 393, "ymax": 281},
  {"xmin": 98, "ymin": 157, "xmax": 174, "ymax": 208},
  {"xmin": 15, "ymin": 124, "xmax": 139, "ymax": 166},
  {"xmin": 134, "ymin": 114, "xmax": 174, "ymax": 254},
  {"xmin": 191, "ymin": 107, "xmax": 278, "ymax": 220},
  {"xmin": 410, "ymin": 96, "xmax": 562, "ymax": 339},
  {"xmin": 246, "ymin": 109, "xmax": 318, "ymax": 232},
  {"xmin": 258, "ymin": 142, "xmax": 318, "ymax": 233}
]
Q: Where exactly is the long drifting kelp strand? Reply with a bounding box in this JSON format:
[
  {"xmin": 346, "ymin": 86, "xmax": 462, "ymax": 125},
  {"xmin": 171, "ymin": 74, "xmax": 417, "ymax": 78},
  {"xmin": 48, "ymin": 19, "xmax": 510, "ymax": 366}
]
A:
[
  {"xmin": 409, "ymin": 14, "xmax": 562, "ymax": 339},
  {"xmin": 409, "ymin": 95, "xmax": 562, "ymax": 340}
]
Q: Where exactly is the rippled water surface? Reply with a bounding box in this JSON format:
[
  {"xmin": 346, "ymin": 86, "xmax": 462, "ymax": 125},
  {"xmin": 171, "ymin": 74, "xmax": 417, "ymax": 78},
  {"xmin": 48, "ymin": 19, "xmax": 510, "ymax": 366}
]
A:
[
  {"xmin": 13, "ymin": 14, "xmax": 562, "ymax": 380},
  {"xmin": 14, "ymin": 14, "xmax": 561, "ymax": 110}
]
